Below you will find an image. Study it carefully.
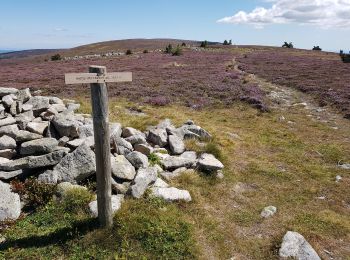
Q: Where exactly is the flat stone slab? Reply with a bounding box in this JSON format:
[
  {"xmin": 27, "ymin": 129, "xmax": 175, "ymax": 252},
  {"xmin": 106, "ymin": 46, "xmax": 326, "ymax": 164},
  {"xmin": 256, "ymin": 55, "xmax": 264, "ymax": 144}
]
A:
[
  {"xmin": 111, "ymin": 155, "xmax": 136, "ymax": 180},
  {"xmin": 197, "ymin": 153, "xmax": 224, "ymax": 172},
  {"xmin": 26, "ymin": 122, "xmax": 49, "ymax": 135},
  {"xmin": 20, "ymin": 138, "xmax": 58, "ymax": 155},
  {"xmin": 161, "ymin": 156, "xmax": 195, "ymax": 170},
  {"xmin": 0, "ymin": 135, "xmax": 16, "ymax": 150},
  {"xmin": 126, "ymin": 151, "xmax": 149, "ymax": 169},
  {"xmin": 0, "ymin": 87, "xmax": 18, "ymax": 97},
  {"xmin": 151, "ymin": 187, "xmax": 192, "ymax": 202},
  {"xmin": 89, "ymin": 194, "xmax": 124, "ymax": 218},
  {"xmin": 0, "ymin": 169, "xmax": 23, "ymax": 180},
  {"xmin": 0, "ymin": 116, "xmax": 16, "ymax": 127},
  {"xmin": 27, "ymin": 150, "xmax": 68, "ymax": 169},
  {"xmin": 168, "ymin": 135, "xmax": 185, "ymax": 155},
  {"xmin": 129, "ymin": 167, "xmax": 157, "ymax": 198}
]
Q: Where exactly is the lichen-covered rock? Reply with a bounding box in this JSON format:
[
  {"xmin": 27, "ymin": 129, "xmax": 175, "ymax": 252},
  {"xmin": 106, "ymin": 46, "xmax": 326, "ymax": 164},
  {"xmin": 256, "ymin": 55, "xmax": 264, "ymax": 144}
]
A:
[
  {"xmin": 147, "ymin": 128, "xmax": 168, "ymax": 147},
  {"xmin": 125, "ymin": 134, "xmax": 147, "ymax": 145},
  {"xmin": 17, "ymin": 88, "xmax": 32, "ymax": 102},
  {"xmin": 151, "ymin": 187, "xmax": 192, "ymax": 202},
  {"xmin": 38, "ymin": 170, "xmax": 58, "ymax": 184},
  {"xmin": 0, "ymin": 169, "xmax": 24, "ymax": 180},
  {"xmin": 0, "ymin": 135, "xmax": 16, "ymax": 150},
  {"xmin": 0, "ymin": 116, "xmax": 16, "ymax": 127},
  {"xmin": 0, "ymin": 87, "xmax": 18, "ymax": 97},
  {"xmin": 52, "ymin": 113, "xmax": 80, "ymax": 138},
  {"xmin": 279, "ymin": 231, "xmax": 320, "ymax": 260},
  {"xmin": 161, "ymin": 156, "xmax": 195, "ymax": 170},
  {"xmin": 261, "ymin": 206, "xmax": 277, "ymax": 218},
  {"xmin": 26, "ymin": 122, "xmax": 49, "ymax": 135},
  {"xmin": 27, "ymin": 150, "xmax": 68, "ymax": 168},
  {"xmin": 111, "ymin": 155, "xmax": 136, "ymax": 180},
  {"xmin": 122, "ymin": 127, "xmax": 144, "ymax": 138},
  {"xmin": 20, "ymin": 138, "xmax": 58, "ymax": 155},
  {"xmin": 14, "ymin": 130, "xmax": 43, "ymax": 142},
  {"xmin": 134, "ymin": 143, "xmax": 153, "ymax": 156},
  {"xmin": 197, "ymin": 153, "xmax": 224, "ymax": 172},
  {"xmin": 168, "ymin": 134, "xmax": 185, "ymax": 155},
  {"xmin": 54, "ymin": 143, "xmax": 96, "ymax": 183},
  {"xmin": 129, "ymin": 167, "xmax": 157, "ymax": 198},
  {"xmin": 0, "ymin": 181, "xmax": 21, "ymax": 221},
  {"xmin": 26, "ymin": 96, "xmax": 50, "ymax": 116},
  {"xmin": 126, "ymin": 151, "xmax": 149, "ymax": 169}
]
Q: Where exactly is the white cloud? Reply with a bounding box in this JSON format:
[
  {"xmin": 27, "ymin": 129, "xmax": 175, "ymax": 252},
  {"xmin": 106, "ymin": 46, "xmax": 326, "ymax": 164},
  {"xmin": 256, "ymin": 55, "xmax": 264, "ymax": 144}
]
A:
[
  {"xmin": 54, "ymin": 27, "xmax": 68, "ymax": 32},
  {"xmin": 217, "ymin": 0, "xmax": 350, "ymax": 29}
]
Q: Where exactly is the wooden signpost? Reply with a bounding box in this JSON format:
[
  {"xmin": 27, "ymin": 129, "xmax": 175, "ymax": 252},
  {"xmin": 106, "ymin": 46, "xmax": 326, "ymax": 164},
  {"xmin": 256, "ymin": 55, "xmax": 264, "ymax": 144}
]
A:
[{"xmin": 65, "ymin": 66, "xmax": 132, "ymax": 228}]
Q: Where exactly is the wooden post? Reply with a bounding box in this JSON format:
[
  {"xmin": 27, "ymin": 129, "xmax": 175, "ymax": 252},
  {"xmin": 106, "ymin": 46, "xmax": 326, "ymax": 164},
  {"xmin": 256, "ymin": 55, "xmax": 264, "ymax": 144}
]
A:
[{"xmin": 89, "ymin": 65, "xmax": 112, "ymax": 228}]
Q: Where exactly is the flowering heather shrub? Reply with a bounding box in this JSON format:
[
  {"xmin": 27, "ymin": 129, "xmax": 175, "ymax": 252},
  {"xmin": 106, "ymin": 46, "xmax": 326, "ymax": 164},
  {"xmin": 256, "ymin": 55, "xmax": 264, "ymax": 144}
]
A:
[
  {"xmin": 0, "ymin": 50, "xmax": 267, "ymax": 111},
  {"xmin": 238, "ymin": 49, "xmax": 350, "ymax": 117}
]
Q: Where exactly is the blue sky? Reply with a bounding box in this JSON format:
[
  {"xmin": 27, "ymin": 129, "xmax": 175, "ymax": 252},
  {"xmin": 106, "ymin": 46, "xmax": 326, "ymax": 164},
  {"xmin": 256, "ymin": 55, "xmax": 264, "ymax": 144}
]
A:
[{"xmin": 0, "ymin": 0, "xmax": 349, "ymax": 51}]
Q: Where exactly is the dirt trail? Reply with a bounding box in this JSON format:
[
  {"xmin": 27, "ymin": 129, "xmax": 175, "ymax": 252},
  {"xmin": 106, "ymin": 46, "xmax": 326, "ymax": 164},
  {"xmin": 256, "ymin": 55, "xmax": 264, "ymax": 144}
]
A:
[{"xmin": 233, "ymin": 58, "xmax": 343, "ymax": 130}]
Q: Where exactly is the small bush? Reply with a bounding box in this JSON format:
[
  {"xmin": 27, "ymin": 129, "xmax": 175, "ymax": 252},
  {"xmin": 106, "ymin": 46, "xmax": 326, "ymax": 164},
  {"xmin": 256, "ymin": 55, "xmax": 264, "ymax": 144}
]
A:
[
  {"xmin": 181, "ymin": 42, "xmax": 186, "ymax": 47},
  {"xmin": 143, "ymin": 49, "xmax": 149, "ymax": 54},
  {"xmin": 51, "ymin": 54, "xmax": 61, "ymax": 61},
  {"xmin": 282, "ymin": 42, "xmax": 294, "ymax": 48},
  {"xmin": 148, "ymin": 153, "xmax": 162, "ymax": 166},
  {"xmin": 312, "ymin": 46, "xmax": 322, "ymax": 51},
  {"xmin": 126, "ymin": 49, "xmax": 132, "ymax": 55},
  {"xmin": 61, "ymin": 188, "xmax": 94, "ymax": 214},
  {"xmin": 11, "ymin": 178, "xmax": 57, "ymax": 208},
  {"xmin": 172, "ymin": 45, "xmax": 183, "ymax": 56},
  {"xmin": 200, "ymin": 40, "xmax": 208, "ymax": 48},
  {"xmin": 165, "ymin": 44, "xmax": 173, "ymax": 54}
]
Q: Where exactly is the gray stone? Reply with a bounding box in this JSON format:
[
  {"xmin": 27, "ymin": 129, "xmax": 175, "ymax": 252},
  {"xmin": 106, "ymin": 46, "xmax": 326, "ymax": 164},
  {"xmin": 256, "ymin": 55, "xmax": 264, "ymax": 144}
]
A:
[
  {"xmin": 40, "ymin": 107, "xmax": 58, "ymax": 121},
  {"xmin": 0, "ymin": 181, "xmax": 21, "ymax": 221},
  {"xmin": 2, "ymin": 95, "xmax": 14, "ymax": 107},
  {"xmin": 115, "ymin": 146, "xmax": 132, "ymax": 156},
  {"xmin": 54, "ymin": 143, "xmax": 96, "ymax": 183},
  {"xmin": 0, "ymin": 149, "xmax": 16, "ymax": 159},
  {"xmin": 17, "ymin": 88, "xmax": 31, "ymax": 102},
  {"xmin": 67, "ymin": 103, "xmax": 80, "ymax": 111},
  {"xmin": 216, "ymin": 170, "xmax": 224, "ymax": 179},
  {"xmin": 26, "ymin": 121, "xmax": 48, "ymax": 135},
  {"xmin": 111, "ymin": 155, "xmax": 136, "ymax": 180},
  {"xmin": 16, "ymin": 101, "xmax": 23, "ymax": 114},
  {"xmin": 0, "ymin": 124, "xmax": 19, "ymax": 137},
  {"xmin": 22, "ymin": 104, "xmax": 33, "ymax": 112},
  {"xmin": 339, "ymin": 163, "xmax": 350, "ymax": 170},
  {"xmin": 51, "ymin": 104, "xmax": 66, "ymax": 113},
  {"xmin": 111, "ymin": 179, "xmax": 131, "ymax": 194},
  {"xmin": 134, "ymin": 143, "xmax": 153, "ymax": 156},
  {"xmin": 67, "ymin": 138, "xmax": 85, "ymax": 148},
  {"xmin": 151, "ymin": 187, "xmax": 192, "ymax": 202},
  {"xmin": 58, "ymin": 136, "xmax": 70, "ymax": 146},
  {"xmin": 0, "ymin": 135, "xmax": 16, "ymax": 150},
  {"xmin": 125, "ymin": 134, "xmax": 147, "ymax": 145},
  {"xmin": 49, "ymin": 96, "xmax": 64, "ymax": 105},
  {"xmin": 112, "ymin": 137, "xmax": 133, "ymax": 151},
  {"xmin": 153, "ymin": 178, "xmax": 169, "ymax": 188},
  {"xmin": 197, "ymin": 153, "xmax": 224, "ymax": 172},
  {"xmin": 9, "ymin": 102, "xmax": 17, "ymax": 116},
  {"xmin": 38, "ymin": 170, "xmax": 58, "ymax": 184},
  {"xmin": 160, "ymin": 168, "xmax": 194, "ymax": 181},
  {"xmin": 279, "ymin": 231, "xmax": 320, "ymax": 260},
  {"xmin": 162, "ymin": 156, "xmax": 195, "ymax": 170},
  {"xmin": 26, "ymin": 96, "xmax": 50, "ymax": 116},
  {"xmin": 15, "ymin": 130, "xmax": 42, "ymax": 142},
  {"xmin": 78, "ymin": 124, "xmax": 94, "ymax": 138},
  {"xmin": 20, "ymin": 138, "xmax": 58, "ymax": 155},
  {"xmin": 168, "ymin": 135, "xmax": 185, "ymax": 155},
  {"xmin": 15, "ymin": 110, "xmax": 35, "ymax": 130},
  {"xmin": 110, "ymin": 123, "xmax": 122, "ymax": 139},
  {"xmin": 0, "ymin": 87, "xmax": 18, "ymax": 97},
  {"xmin": 0, "ymin": 169, "xmax": 23, "ymax": 180},
  {"xmin": 147, "ymin": 128, "xmax": 168, "ymax": 147},
  {"xmin": 130, "ymin": 167, "xmax": 158, "ymax": 198},
  {"xmin": 52, "ymin": 113, "xmax": 80, "ymax": 138},
  {"xmin": 126, "ymin": 151, "xmax": 149, "ymax": 169},
  {"xmin": 0, "ymin": 116, "xmax": 16, "ymax": 127},
  {"xmin": 180, "ymin": 151, "xmax": 197, "ymax": 161},
  {"xmin": 0, "ymin": 157, "xmax": 29, "ymax": 171},
  {"xmin": 261, "ymin": 206, "xmax": 277, "ymax": 218},
  {"xmin": 335, "ymin": 175, "xmax": 342, "ymax": 182},
  {"xmin": 89, "ymin": 194, "xmax": 124, "ymax": 217},
  {"xmin": 122, "ymin": 127, "xmax": 144, "ymax": 138},
  {"xmin": 28, "ymin": 150, "xmax": 68, "ymax": 168}
]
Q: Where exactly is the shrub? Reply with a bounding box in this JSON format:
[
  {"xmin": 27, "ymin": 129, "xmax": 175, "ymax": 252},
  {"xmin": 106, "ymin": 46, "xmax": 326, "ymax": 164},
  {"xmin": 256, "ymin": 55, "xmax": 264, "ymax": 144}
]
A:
[
  {"xmin": 126, "ymin": 49, "xmax": 133, "ymax": 55},
  {"xmin": 165, "ymin": 44, "xmax": 173, "ymax": 54},
  {"xmin": 200, "ymin": 40, "xmax": 208, "ymax": 48},
  {"xmin": 143, "ymin": 49, "xmax": 149, "ymax": 54},
  {"xmin": 313, "ymin": 46, "xmax": 322, "ymax": 51},
  {"xmin": 181, "ymin": 42, "xmax": 186, "ymax": 47},
  {"xmin": 148, "ymin": 153, "xmax": 162, "ymax": 166},
  {"xmin": 51, "ymin": 54, "xmax": 61, "ymax": 61},
  {"xmin": 223, "ymin": 40, "xmax": 229, "ymax": 45},
  {"xmin": 172, "ymin": 45, "xmax": 183, "ymax": 56},
  {"xmin": 11, "ymin": 178, "xmax": 57, "ymax": 208},
  {"xmin": 282, "ymin": 42, "xmax": 293, "ymax": 48},
  {"xmin": 61, "ymin": 188, "xmax": 94, "ymax": 214}
]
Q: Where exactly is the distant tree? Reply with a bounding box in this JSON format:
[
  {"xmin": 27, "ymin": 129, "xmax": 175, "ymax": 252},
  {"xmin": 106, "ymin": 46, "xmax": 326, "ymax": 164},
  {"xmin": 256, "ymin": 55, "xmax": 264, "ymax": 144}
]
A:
[
  {"xmin": 143, "ymin": 49, "xmax": 149, "ymax": 54},
  {"xmin": 312, "ymin": 46, "xmax": 322, "ymax": 51},
  {"xmin": 126, "ymin": 49, "xmax": 133, "ymax": 55},
  {"xmin": 229, "ymin": 39, "xmax": 232, "ymax": 45},
  {"xmin": 172, "ymin": 45, "xmax": 183, "ymax": 56},
  {"xmin": 200, "ymin": 40, "xmax": 208, "ymax": 48},
  {"xmin": 223, "ymin": 40, "xmax": 229, "ymax": 45},
  {"xmin": 51, "ymin": 54, "xmax": 61, "ymax": 61},
  {"xmin": 340, "ymin": 50, "xmax": 344, "ymax": 56},
  {"xmin": 282, "ymin": 42, "xmax": 294, "ymax": 48},
  {"xmin": 165, "ymin": 44, "xmax": 173, "ymax": 54},
  {"xmin": 181, "ymin": 42, "xmax": 186, "ymax": 47}
]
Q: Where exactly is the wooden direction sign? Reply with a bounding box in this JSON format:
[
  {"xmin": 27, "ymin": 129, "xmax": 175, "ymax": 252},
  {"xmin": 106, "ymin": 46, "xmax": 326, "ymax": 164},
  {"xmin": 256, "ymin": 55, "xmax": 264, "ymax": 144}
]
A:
[{"xmin": 65, "ymin": 72, "xmax": 132, "ymax": 84}]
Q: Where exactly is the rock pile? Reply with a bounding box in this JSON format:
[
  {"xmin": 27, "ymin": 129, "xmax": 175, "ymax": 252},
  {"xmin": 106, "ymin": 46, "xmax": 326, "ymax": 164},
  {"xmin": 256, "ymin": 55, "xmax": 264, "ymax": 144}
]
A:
[{"xmin": 0, "ymin": 87, "xmax": 224, "ymax": 220}]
